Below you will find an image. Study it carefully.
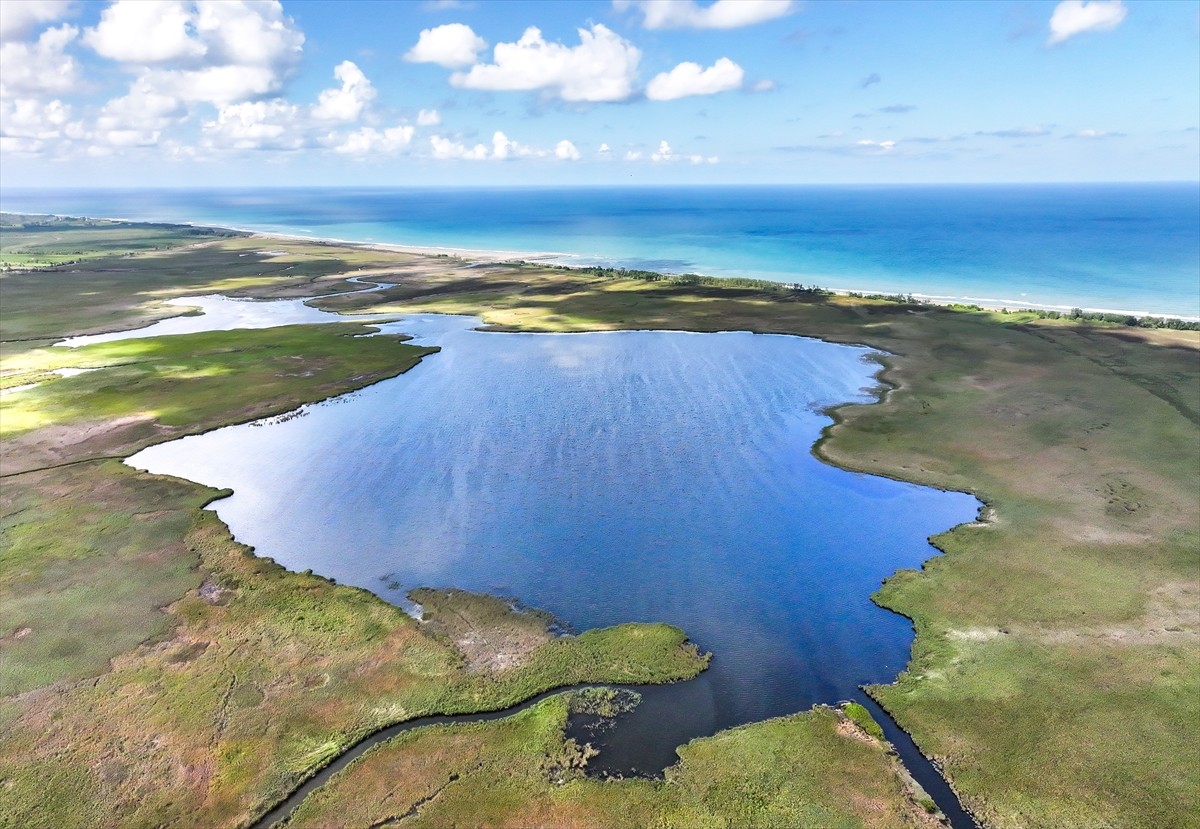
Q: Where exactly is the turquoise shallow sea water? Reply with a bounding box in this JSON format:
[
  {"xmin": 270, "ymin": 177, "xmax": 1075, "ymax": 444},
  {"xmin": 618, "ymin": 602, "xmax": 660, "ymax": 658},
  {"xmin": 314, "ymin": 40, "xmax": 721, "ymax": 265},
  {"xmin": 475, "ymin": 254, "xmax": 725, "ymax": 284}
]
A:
[{"xmin": 5, "ymin": 184, "xmax": 1198, "ymax": 317}]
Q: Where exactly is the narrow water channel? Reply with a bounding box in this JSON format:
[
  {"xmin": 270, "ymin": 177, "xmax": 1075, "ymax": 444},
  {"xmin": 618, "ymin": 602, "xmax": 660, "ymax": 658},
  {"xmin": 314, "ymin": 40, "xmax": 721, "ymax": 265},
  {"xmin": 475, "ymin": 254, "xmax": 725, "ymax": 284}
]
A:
[
  {"xmin": 249, "ymin": 684, "xmax": 612, "ymax": 829},
  {"xmin": 854, "ymin": 693, "xmax": 978, "ymax": 829},
  {"xmin": 251, "ymin": 686, "xmax": 977, "ymax": 829}
]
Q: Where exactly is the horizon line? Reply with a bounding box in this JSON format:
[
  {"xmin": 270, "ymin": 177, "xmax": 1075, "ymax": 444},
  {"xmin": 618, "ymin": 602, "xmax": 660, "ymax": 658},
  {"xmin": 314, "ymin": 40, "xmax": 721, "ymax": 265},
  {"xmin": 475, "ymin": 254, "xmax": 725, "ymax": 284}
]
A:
[{"xmin": 3, "ymin": 180, "xmax": 1198, "ymax": 191}]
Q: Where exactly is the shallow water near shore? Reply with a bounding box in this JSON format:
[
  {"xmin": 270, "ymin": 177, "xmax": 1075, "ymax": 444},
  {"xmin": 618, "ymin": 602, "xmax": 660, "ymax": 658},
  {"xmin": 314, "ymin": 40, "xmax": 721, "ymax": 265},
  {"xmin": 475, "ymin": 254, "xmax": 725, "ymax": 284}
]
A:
[
  {"xmin": 7, "ymin": 184, "xmax": 1198, "ymax": 317},
  {"xmin": 127, "ymin": 307, "xmax": 980, "ymax": 776}
]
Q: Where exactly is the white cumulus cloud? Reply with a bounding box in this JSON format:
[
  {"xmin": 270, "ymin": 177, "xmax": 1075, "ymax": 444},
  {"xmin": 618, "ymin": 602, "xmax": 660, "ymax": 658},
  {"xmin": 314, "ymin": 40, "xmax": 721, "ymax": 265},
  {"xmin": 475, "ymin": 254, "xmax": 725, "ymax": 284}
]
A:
[
  {"xmin": 84, "ymin": 0, "xmax": 204, "ymax": 62},
  {"xmin": 646, "ymin": 57, "xmax": 744, "ymax": 101},
  {"xmin": 88, "ymin": 46, "xmax": 399, "ymax": 156},
  {"xmin": 488, "ymin": 130, "xmax": 543, "ymax": 159},
  {"xmin": 311, "ymin": 60, "xmax": 375, "ymax": 122},
  {"xmin": 417, "ymin": 108, "xmax": 441, "ymax": 126},
  {"xmin": 0, "ymin": 97, "xmax": 82, "ymax": 154},
  {"xmin": 429, "ymin": 130, "xmax": 572, "ymax": 161},
  {"xmin": 202, "ymin": 99, "xmax": 302, "ymax": 150},
  {"xmin": 634, "ymin": 139, "xmax": 718, "ymax": 163},
  {"xmin": 451, "ymin": 24, "xmax": 640, "ymax": 102},
  {"xmin": 431, "ymin": 134, "xmax": 489, "ymax": 159},
  {"xmin": 193, "ymin": 1, "xmax": 303, "ymax": 69},
  {"xmin": 405, "ymin": 22, "xmax": 486, "ymax": 68},
  {"xmin": 198, "ymin": 60, "xmax": 405, "ymax": 153},
  {"xmin": 1, "ymin": 97, "xmax": 71, "ymax": 137},
  {"xmin": 83, "ymin": 1, "xmax": 304, "ymax": 107},
  {"xmin": 617, "ymin": 0, "xmax": 796, "ymax": 30},
  {"xmin": 0, "ymin": 0, "xmax": 75, "ymax": 42},
  {"xmin": 148, "ymin": 65, "xmax": 285, "ymax": 107},
  {"xmin": 0, "ymin": 24, "xmax": 79, "ymax": 97},
  {"xmin": 492, "ymin": 130, "xmax": 515, "ymax": 159},
  {"xmin": 334, "ymin": 125, "xmax": 415, "ymax": 155},
  {"xmin": 1048, "ymin": 0, "xmax": 1127, "ymax": 45},
  {"xmin": 93, "ymin": 75, "xmax": 188, "ymax": 148}
]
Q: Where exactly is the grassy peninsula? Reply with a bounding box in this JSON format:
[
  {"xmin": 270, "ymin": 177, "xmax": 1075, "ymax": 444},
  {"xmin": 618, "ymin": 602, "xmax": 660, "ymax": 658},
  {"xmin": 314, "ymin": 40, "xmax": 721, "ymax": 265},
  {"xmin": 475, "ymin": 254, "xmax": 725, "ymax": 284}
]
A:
[{"xmin": 2, "ymin": 216, "xmax": 1197, "ymax": 828}]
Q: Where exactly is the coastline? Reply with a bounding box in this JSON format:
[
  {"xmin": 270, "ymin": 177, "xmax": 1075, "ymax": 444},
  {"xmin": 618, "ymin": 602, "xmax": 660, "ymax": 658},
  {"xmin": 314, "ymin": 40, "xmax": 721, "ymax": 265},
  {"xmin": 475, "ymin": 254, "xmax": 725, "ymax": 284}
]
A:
[{"xmin": 7, "ymin": 209, "xmax": 1197, "ymax": 322}]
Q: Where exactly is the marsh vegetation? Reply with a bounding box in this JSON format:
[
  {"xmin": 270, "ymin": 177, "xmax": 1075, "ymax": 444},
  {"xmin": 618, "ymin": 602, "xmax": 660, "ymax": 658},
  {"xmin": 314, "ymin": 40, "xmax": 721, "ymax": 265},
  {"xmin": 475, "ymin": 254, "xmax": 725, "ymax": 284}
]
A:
[{"xmin": 1, "ymin": 217, "xmax": 1196, "ymax": 828}]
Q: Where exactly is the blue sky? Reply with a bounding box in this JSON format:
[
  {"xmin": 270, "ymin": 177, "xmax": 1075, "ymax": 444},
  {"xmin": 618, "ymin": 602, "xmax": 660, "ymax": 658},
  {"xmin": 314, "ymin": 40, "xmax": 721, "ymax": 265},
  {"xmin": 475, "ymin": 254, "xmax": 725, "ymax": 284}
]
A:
[{"xmin": 1, "ymin": 0, "xmax": 1197, "ymax": 186}]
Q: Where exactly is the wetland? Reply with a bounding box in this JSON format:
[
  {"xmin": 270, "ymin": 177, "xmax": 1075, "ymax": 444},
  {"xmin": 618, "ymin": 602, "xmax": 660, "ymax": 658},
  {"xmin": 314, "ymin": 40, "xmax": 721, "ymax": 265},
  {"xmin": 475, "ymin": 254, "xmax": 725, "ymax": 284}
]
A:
[{"xmin": 2, "ymin": 216, "xmax": 1196, "ymax": 829}]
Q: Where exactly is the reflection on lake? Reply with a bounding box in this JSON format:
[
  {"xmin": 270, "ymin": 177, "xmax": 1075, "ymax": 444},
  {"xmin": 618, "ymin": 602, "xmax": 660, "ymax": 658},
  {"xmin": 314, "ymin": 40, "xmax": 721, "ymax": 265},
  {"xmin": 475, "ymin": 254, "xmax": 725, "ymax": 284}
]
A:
[{"xmin": 128, "ymin": 311, "xmax": 980, "ymax": 772}]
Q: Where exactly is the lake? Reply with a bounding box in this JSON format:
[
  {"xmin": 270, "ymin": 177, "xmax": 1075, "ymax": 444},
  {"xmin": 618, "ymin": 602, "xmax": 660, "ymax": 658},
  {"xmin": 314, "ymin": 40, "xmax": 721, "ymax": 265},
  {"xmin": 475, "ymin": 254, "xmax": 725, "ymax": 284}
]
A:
[{"xmin": 126, "ymin": 308, "xmax": 981, "ymax": 773}]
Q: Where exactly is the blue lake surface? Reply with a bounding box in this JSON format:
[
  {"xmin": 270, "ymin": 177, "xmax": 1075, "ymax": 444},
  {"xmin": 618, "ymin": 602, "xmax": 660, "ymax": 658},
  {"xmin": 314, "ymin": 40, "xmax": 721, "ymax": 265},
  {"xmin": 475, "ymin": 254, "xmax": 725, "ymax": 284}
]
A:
[
  {"xmin": 128, "ymin": 311, "xmax": 980, "ymax": 773},
  {"xmin": 5, "ymin": 183, "xmax": 1198, "ymax": 317}
]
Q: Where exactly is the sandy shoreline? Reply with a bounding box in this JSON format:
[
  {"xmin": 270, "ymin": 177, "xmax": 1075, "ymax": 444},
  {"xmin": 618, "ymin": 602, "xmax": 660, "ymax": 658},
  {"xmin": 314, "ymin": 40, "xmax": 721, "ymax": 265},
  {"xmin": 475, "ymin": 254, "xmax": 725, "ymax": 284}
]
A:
[
  {"xmin": 250, "ymin": 226, "xmax": 1200, "ymax": 322},
  {"xmin": 8, "ymin": 209, "xmax": 1198, "ymax": 322}
]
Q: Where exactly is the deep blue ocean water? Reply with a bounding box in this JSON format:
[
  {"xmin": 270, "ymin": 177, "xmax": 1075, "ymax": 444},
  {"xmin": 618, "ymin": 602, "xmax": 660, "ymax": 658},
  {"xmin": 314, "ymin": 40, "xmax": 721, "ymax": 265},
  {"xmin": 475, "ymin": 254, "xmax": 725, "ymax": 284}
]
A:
[
  {"xmin": 126, "ymin": 310, "xmax": 980, "ymax": 775},
  {"xmin": 4, "ymin": 184, "xmax": 1197, "ymax": 318}
]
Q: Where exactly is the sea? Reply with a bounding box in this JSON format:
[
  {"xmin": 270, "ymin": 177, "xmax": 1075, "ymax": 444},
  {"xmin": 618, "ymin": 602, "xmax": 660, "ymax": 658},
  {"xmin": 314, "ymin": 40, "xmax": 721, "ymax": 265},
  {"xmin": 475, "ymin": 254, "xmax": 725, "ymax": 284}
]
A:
[{"xmin": 3, "ymin": 184, "xmax": 1198, "ymax": 319}]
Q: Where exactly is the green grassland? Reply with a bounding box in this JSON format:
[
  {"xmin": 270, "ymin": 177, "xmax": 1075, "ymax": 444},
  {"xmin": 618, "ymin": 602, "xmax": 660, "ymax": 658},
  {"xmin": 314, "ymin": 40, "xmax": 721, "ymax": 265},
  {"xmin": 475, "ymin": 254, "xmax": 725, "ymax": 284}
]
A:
[
  {"xmin": 1, "ymin": 217, "xmax": 1197, "ymax": 828},
  {"xmin": 0, "ymin": 322, "xmax": 438, "ymax": 473},
  {"xmin": 0, "ymin": 214, "xmax": 238, "ymax": 269},
  {"xmin": 0, "ymin": 462, "xmax": 709, "ymax": 829},
  {"xmin": 285, "ymin": 695, "xmax": 935, "ymax": 829}
]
